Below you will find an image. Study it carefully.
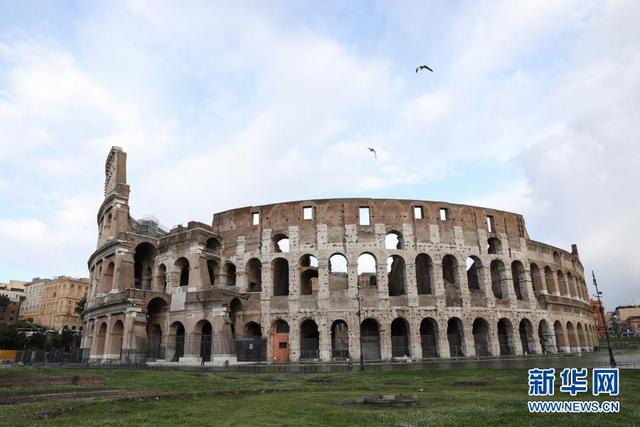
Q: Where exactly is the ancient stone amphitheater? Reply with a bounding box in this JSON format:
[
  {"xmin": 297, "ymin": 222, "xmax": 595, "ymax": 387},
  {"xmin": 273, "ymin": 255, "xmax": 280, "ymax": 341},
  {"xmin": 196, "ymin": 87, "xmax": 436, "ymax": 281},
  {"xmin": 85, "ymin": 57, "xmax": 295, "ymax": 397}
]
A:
[{"xmin": 81, "ymin": 147, "xmax": 597, "ymax": 365}]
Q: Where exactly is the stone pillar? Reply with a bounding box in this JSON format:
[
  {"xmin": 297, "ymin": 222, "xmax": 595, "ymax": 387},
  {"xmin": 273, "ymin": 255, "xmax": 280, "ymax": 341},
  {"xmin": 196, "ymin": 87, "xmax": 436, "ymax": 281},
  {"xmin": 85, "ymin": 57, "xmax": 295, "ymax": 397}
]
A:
[
  {"xmin": 289, "ymin": 320, "xmax": 300, "ymax": 362},
  {"xmin": 380, "ymin": 319, "xmax": 392, "ymax": 361},
  {"xmin": 458, "ymin": 255, "xmax": 471, "ymax": 308},
  {"xmin": 319, "ymin": 317, "xmax": 331, "ymax": 361},
  {"xmin": 438, "ymin": 333, "xmax": 450, "ymax": 359},
  {"xmin": 405, "ymin": 259, "xmax": 418, "ymax": 307},
  {"xmin": 409, "ymin": 317, "xmax": 421, "ymax": 360}
]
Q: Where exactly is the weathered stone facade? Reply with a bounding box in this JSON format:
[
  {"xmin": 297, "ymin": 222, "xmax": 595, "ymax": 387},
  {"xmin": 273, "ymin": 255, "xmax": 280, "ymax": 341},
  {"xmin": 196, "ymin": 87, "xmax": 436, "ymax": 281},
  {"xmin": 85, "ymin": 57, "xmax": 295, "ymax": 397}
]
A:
[{"xmin": 81, "ymin": 147, "xmax": 598, "ymax": 365}]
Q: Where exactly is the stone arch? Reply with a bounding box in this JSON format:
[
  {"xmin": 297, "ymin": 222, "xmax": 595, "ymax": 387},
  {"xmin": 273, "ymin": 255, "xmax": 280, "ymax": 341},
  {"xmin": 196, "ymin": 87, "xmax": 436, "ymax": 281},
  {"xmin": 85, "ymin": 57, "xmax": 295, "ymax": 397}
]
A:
[
  {"xmin": 490, "ymin": 259, "xmax": 506, "ymax": 300},
  {"xmin": 530, "ymin": 263, "xmax": 544, "ymax": 294},
  {"xmin": 415, "ymin": 254, "xmax": 433, "ymax": 294},
  {"xmin": 300, "ymin": 319, "xmax": 320, "ymax": 359},
  {"xmin": 567, "ymin": 272, "xmax": 577, "ymax": 297},
  {"xmin": 229, "ymin": 298, "xmax": 242, "ymax": 335},
  {"xmin": 244, "ymin": 321, "xmax": 262, "ymax": 336},
  {"xmin": 391, "ymin": 317, "xmax": 410, "ymax": 357},
  {"xmin": 357, "ymin": 253, "xmax": 377, "ymax": 288},
  {"xmin": 300, "ymin": 255, "xmax": 319, "ymax": 296},
  {"xmin": 443, "ymin": 255, "xmax": 461, "ymax": 307},
  {"xmin": 544, "ymin": 266, "xmax": 557, "ymax": 294},
  {"xmin": 511, "ymin": 261, "xmax": 526, "ymax": 300},
  {"xmin": 447, "ymin": 317, "xmax": 465, "ymax": 357},
  {"xmin": 246, "ymin": 258, "xmax": 262, "ymax": 292},
  {"xmin": 466, "ymin": 256, "xmax": 482, "ymax": 292},
  {"xmin": 133, "ymin": 242, "xmax": 156, "ymax": 290},
  {"xmin": 554, "ymin": 320, "xmax": 567, "ymax": 352},
  {"xmin": 519, "ymin": 318, "xmax": 535, "ymax": 354},
  {"xmin": 472, "ymin": 318, "xmax": 492, "ymax": 357},
  {"xmin": 170, "ymin": 321, "xmax": 186, "ymax": 361},
  {"xmin": 331, "ymin": 320, "xmax": 349, "ymax": 359},
  {"xmin": 194, "ymin": 319, "xmax": 213, "ymax": 362},
  {"xmin": 487, "ymin": 237, "xmax": 502, "ymax": 254},
  {"xmin": 109, "ymin": 320, "xmax": 124, "ymax": 359},
  {"xmin": 384, "ymin": 231, "xmax": 403, "ymax": 249},
  {"xmin": 174, "ymin": 257, "xmax": 190, "ymax": 287},
  {"xmin": 557, "ymin": 270, "xmax": 568, "ymax": 296},
  {"xmin": 225, "ymin": 262, "xmax": 237, "ymax": 286},
  {"xmin": 360, "ymin": 318, "xmax": 381, "ymax": 361},
  {"xmin": 95, "ymin": 322, "xmax": 107, "ymax": 356},
  {"xmin": 205, "ymin": 237, "xmax": 221, "ymax": 253},
  {"xmin": 497, "ymin": 318, "xmax": 515, "ymax": 355},
  {"xmin": 566, "ymin": 321, "xmax": 578, "ymax": 352},
  {"xmin": 157, "ymin": 263, "xmax": 167, "ymax": 292},
  {"xmin": 147, "ymin": 323, "xmax": 163, "ymax": 360},
  {"xmin": 272, "ymin": 258, "xmax": 289, "ymax": 296},
  {"xmin": 328, "ymin": 253, "xmax": 348, "ymax": 291},
  {"xmin": 387, "ymin": 255, "xmax": 406, "ymax": 296},
  {"xmin": 207, "ymin": 260, "xmax": 218, "ymax": 286},
  {"xmin": 271, "ymin": 319, "xmax": 290, "ymax": 362},
  {"xmin": 102, "ymin": 262, "xmax": 115, "ymax": 293},
  {"xmin": 538, "ymin": 319, "xmax": 553, "ymax": 353},
  {"xmin": 577, "ymin": 323, "xmax": 586, "ymax": 351},
  {"xmin": 273, "ymin": 233, "xmax": 290, "ymax": 253},
  {"xmin": 419, "ymin": 317, "xmax": 439, "ymax": 358}
]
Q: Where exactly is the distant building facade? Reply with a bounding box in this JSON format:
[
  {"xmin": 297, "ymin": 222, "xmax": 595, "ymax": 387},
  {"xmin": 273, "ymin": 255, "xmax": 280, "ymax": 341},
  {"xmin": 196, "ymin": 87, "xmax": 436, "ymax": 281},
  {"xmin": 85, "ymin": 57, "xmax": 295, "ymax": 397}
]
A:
[
  {"xmin": 0, "ymin": 280, "xmax": 26, "ymax": 303},
  {"xmin": 33, "ymin": 277, "xmax": 89, "ymax": 332},
  {"xmin": 614, "ymin": 305, "xmax": 640, "ymax": 336},
  {"xmin": 0, "ymin": 301, "xmax": 21, "ymax": 324},
  {"xmin": 19, "ymin": 278, "xmax": 51, "ymax": 322}
]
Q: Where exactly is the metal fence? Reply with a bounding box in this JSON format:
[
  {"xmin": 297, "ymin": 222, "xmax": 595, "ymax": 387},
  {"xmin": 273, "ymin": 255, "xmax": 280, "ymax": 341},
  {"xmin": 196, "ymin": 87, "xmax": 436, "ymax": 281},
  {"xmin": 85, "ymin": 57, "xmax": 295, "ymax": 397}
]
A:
[
  {"xmin": 300, "ymin": 338, "xmax": 319, "ymax": 360},
  {"xmin": 235, "ymin": 335, "xmax": 266, "ymax": 362},
  {"xmin": 391, "ymin": 336, "xmax": 410, "ymax": 357},
  {"xmin": 14, "ymin": 348, "xmax": 83, "ymax": 364}
]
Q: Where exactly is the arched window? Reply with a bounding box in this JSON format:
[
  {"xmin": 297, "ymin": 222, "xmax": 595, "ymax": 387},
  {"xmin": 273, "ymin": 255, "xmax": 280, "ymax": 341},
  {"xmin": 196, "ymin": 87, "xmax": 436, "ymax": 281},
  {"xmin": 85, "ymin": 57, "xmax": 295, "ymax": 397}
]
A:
[
  {"xmin": 415, "ymin": 254, "xmax": 433, "ymax": 295},
  {"xmin": 357, "ymin": 253, "xmax": 377, "ymax": 288},
  {"xmin": 246, "ymin": 258, "xmax": 262, "ymax": 292},
  {"xmin": 387, "ymin": 255, "xmax": 406, "ymax": 296},
  {"xmin": 273, "ymin": 234, "xmax": 290, "ymax": 253},
  {"xmin": 384, "ymin": 231, "xmax": 402, "ymax": 249},
  {"xmin": 273, "ymin": 258, "xmax": 289, "ymax": 296},
  {"xmin": 328, "ymin": 254, "xmax": 348, "ymax": 292}
]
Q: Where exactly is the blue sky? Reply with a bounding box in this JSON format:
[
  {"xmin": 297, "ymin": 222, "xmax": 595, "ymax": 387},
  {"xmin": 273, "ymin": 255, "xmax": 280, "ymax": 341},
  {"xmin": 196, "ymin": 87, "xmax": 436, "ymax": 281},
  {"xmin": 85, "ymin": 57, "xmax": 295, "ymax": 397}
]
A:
[{"xmin": 1, "ymin": 1, "xmax": 639, "ymax": 309}]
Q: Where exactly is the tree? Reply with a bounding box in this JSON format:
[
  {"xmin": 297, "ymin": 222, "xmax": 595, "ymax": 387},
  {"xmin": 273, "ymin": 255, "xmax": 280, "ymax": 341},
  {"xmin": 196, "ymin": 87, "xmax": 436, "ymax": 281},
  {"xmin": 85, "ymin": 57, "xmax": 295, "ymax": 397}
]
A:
[{"xmin": 75, "ymin": 297, "xmax": 86, "ymax": 316}]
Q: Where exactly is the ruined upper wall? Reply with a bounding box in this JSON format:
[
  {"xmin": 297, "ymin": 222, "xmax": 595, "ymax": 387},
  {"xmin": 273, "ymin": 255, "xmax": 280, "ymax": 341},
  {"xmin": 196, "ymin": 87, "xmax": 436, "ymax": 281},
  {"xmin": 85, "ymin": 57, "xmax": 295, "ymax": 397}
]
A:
[{"xmin": 211, "ymin": 198, "xmax": 530, "ymax": 254}]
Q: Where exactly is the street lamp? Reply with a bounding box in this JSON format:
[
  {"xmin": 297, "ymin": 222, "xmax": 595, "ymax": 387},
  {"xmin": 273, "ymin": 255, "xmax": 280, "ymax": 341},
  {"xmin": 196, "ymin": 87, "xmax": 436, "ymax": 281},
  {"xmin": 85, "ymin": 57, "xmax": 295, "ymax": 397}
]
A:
[
  {"xmin": 592, "ymin": 271, "xmax": 616, "ymax": 368},
  {"xmin": 356, "ymin": 277, "xmax": 365, "ymax": 371}
]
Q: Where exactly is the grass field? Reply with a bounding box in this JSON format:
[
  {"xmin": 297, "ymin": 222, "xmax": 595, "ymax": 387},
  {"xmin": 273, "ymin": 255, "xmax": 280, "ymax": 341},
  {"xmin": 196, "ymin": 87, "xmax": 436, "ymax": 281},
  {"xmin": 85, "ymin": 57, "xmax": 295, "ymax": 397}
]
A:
[{"xmin": 0, "ymin": 366, "xmax": 638, "ymax": 426}]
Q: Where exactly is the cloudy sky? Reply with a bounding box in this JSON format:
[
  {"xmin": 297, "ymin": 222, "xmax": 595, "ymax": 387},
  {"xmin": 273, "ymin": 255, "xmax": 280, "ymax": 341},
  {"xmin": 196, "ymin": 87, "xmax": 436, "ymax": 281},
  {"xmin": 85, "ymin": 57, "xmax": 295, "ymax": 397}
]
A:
[{"xmin": 1, "ymin": 1, "xmax": 638, "ymax": 309}]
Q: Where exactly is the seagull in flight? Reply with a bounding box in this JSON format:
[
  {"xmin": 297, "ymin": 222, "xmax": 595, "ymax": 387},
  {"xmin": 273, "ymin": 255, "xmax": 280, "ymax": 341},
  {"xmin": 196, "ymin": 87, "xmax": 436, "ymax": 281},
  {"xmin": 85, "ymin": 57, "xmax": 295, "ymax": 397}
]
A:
[
  {"xmin": 416, "ymin": 65, "xmax": 433, "ymax": 73},
  {"xmin": 367, "ymin": 147, "xmax": 377, "ymax": 159}
]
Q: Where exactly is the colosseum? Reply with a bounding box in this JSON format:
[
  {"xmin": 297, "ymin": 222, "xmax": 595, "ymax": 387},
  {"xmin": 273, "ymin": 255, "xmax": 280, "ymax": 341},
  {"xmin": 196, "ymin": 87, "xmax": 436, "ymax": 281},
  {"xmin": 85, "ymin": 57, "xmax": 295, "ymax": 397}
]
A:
[{"xmin": 81, "ymin": 147, "xmax": 598, "ymax": 365}]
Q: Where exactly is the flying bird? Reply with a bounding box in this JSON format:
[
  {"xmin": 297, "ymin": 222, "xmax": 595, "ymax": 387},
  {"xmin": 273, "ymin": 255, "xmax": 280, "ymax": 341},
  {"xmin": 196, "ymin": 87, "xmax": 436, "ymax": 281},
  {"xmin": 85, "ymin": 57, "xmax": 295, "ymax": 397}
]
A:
[
  {"xmin": 367, "ymin": 147, "xmax": 377, "ymax": 159},
  {"xmin": 416, "ymin": 65, "xmax": 433, "ymax": 73}
]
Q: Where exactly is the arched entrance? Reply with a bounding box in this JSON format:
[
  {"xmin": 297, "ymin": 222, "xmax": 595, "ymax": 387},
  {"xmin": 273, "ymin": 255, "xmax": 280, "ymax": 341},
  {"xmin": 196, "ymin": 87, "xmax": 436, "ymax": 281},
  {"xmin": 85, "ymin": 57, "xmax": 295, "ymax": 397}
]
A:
[
  {"xmin": 391, "ymin": 318, "xmax": 410, "ymax": 357},
  {"xmin": 196, "ymin": 320, "xmax": 212, "ymax": 362},
  {"xmin": 472, "ymin": 318, "xmax": 491, "ymax": 357},
  {"xmin": 147, "ymin": 324, "xmax": 162, "ymax": 361},
  {"xmin": 360, "ymin": 319, "xmax": 381, "ymax": 361},
  {"xmin": 447, "ymin": 317, "xmax": 465, "ymax": 357},
  {"xmin": 538, "ymin": 320, "xmax": 554, "ymax": 353},
  {"xmin": 519, "ymin": 319, "xmax": 535, "ymax": 354},
  {"xmin": 271, "ymin": 320, "xmax": 290, "ymax": 362},
  {"xmin": 109, "ymin": 320, "xmax": 124, "ymax": 360},
  {"xmin": 95, "ymin": 322, "xmax": 107, "ymax": 357},
  {"xmin": 331, "ymin": 320, "xmax": 349, "ymax": 359},
  {"xmin": 497, "ymin": 318, "xmax": 514, "ymax": 355},
  {"xmin": 419, "ymin": 318, "xmax": 438, "ymax": 358},
  {"xmin": 554, "ymin": 321, "xmax": 567, "ymax": 353},
  {"xmin": 300, "ymin": 319, "xmax": 320, "ymax": 360}
]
